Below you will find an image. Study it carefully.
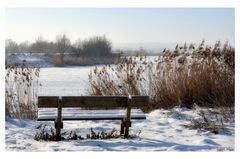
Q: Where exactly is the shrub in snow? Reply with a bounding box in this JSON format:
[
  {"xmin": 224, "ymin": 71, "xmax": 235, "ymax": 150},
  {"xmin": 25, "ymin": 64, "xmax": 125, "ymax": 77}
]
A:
[
  {"xmin": 34, "ymin": 125, "xmax": 141, "ymax": 141},
  {"xmin": 183, "ymin": 110, "xmax": 233, "ymax": 134},
  {"xmin": 34, "ymin": 124, "xmax": 57, "ymax": 141}
]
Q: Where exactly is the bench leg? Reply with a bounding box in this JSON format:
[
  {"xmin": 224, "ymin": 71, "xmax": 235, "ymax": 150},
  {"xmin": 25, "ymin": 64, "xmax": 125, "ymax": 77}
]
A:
[
  {"xmin": 124, "ymin": 99, "xmax": 132, "ymax": 138},
  {"xmin": 55, "ymin": 121, "xmax": 63, "ymax": 141},
  {"xmin": 124, "ymin": 120, "xmax": 132, "ymax": 138},
  {"xmin": 120, "ymin": 120, "xmax": 124, "ymax": 135},
  {"xmin": 120, "ymin": 119, "xmax": 132, "ymax": 138},
  {"xmin": 56, "ymin": 96, "xmax": 63, "ymax": 141}
]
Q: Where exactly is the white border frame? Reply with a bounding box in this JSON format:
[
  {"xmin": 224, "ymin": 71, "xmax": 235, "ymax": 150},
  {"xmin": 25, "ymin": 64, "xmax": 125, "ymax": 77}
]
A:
[{"xmin": 0, "ymin": 0, "xmax": 238, "ymax": 158}]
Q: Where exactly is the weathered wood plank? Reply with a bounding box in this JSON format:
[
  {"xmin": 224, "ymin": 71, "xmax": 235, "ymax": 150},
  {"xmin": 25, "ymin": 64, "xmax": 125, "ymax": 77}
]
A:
[
  {"xmin": 38, "ymin": 96, "xmax": 149, "ymax": 108},
  {"xmin": 38, "ymin": 96, "xmax": 58, "ymax": 108},
  {"xmin": 62, "ymin": 96, "xmax": 127, "ymax": 108}
]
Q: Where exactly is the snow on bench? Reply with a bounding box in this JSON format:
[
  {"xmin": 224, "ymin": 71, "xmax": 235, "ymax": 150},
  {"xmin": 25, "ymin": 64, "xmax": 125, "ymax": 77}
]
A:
[{"xmin": 38, "ymin": 108, "xmax": 146, "ymax": 121}]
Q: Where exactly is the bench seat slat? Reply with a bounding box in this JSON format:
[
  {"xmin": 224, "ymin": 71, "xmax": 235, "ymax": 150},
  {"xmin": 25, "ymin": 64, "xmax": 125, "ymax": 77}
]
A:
[{"xmin": 37, "ymin": 108, "xmax": 146, "ymax": 121}]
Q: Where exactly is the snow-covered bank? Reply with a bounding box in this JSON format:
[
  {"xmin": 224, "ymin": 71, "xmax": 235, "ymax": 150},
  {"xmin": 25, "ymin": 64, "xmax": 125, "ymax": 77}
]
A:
[
  {"xmin": 5, "ymin": 107, "xmax": 234, "ymax": 151},
  {"xmin": 6, "ymin": 53, "xmax": 53, "ymax": 67}
]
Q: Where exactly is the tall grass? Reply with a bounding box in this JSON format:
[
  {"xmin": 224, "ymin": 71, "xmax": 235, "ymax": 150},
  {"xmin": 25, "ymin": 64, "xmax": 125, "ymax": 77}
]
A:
[
  {"xmin": 88, "ymin": 55, "xmax": 149, "ymax": 96},
  {"xmin": 88, "ymin": 41, "xmax": 234, "ymax": 112},
  {"xmin": 5, "ymin": 61, "xmax": 40, "ymax": 119}
]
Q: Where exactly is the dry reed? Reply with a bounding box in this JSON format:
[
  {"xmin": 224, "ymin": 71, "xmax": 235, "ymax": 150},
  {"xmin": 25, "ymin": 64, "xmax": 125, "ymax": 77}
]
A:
[
  {"xmin": 88, "ymin": 41, "xmax": 234, "ymax": 112},
  {"xmin": 5, "ymin": 61, "xmax": 40, "ymax": 119}
]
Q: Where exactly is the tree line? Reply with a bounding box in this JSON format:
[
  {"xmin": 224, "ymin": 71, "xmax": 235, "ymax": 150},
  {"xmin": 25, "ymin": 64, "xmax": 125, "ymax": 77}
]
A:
[{"xmin": 5, "ymin": 34, "xmax": 113, "ymax": 58}]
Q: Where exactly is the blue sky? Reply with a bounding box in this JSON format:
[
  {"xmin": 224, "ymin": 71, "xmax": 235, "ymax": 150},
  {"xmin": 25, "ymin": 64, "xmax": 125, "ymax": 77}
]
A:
[{"xmin": 6, "ymin": 8, "xmax": 234, "ymax": 48}]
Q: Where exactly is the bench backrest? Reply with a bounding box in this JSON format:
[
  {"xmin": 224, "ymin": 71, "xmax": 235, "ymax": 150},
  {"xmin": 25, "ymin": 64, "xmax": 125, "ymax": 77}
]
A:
[{"xmin": 38, "ymin": 96, "xmax": 149, "ymax": 108}]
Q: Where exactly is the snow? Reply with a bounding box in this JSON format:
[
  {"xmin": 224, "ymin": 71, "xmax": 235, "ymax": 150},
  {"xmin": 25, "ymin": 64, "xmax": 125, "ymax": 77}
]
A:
[
  {"xmin": 5, "ymin": 56, "xmax": 234, "ymax": 151},
  {"xmin": 39, "ymin": 66, "xmax": 95, "ymax": 96},
  {"xmin": 6, "ymin": 53, "xmax": 53, "ymax": 67},
  {"xmin": 5, "ymin": 107, "xmax": 234, "ymax": 151},
  {"xmin": 38, "ymin": 108, "xmax": 146, "ymax": 120}
]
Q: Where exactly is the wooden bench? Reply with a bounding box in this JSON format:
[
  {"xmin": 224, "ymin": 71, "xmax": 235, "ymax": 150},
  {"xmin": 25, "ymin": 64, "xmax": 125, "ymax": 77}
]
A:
[{"xmin": 37, "ymin": 95, "xmax": 149, "ymax": 140}]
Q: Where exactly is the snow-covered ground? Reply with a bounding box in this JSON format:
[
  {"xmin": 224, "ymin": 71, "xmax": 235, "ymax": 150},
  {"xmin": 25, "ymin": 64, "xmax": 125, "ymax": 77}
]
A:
[
  {"xmin": 5, "ymin": 107, "xmax": 234, "ymax": 151},
  {"xmin": 5, "ymin": 58, "xmax": 234, "ymax": 151}
]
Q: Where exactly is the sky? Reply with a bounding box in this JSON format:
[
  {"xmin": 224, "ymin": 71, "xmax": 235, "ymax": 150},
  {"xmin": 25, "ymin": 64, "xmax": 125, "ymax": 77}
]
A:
[{"xmin": 5, "ymin": 8, "xmax": 234, "ymax": 49}]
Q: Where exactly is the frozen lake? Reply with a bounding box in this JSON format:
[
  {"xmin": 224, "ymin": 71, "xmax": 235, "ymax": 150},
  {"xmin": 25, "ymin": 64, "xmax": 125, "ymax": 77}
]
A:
[{"xmin": 39, "ymin": 66, "xmax": 98, "ymax": 96}]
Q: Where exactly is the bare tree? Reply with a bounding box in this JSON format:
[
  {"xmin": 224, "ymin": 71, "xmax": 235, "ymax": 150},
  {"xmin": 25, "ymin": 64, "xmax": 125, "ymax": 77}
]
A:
[
  {"xmin": 30, "ymin": 36, "xmax": 49, "ymax": 53},
  {"xmin": 35, "ymin": 36, "xmax": 45, "ymax": 53},
  {"xmin": 18, "ymin": 41, "xmax": 30, "ymax": 53},
  {"xmin": 81, "ymin": 35, "xmax": 112, "ymax": 57},
  {"xmin": 56, "ymin": 34, "xmax": 71, "ymax": 66},
  {"xmin": 73, "ymin": 38, "xmax": 82, "ymax": 55},
  {"xmin": 5, "ymin": 39, "xmax": 19, "ymax": 54}
]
